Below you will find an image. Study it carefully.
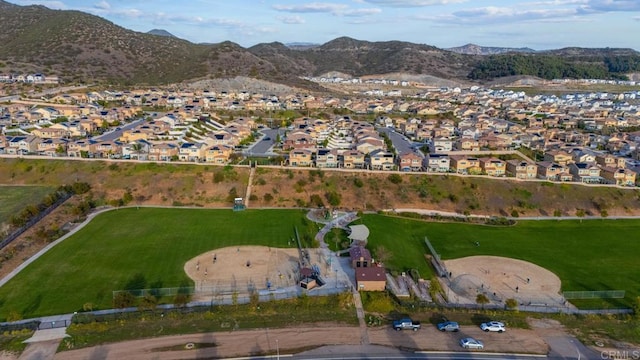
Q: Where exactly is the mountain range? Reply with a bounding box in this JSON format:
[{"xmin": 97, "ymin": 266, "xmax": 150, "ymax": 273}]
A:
[
  {"xmin": 447, "ymin": 44, "xmax": 537, "ymax": 55},
  {"xmin": 0, "ymin": 0, "xmax": 638, "ymax": 88}
]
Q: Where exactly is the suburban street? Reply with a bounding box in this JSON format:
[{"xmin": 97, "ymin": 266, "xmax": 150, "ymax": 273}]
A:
[
  {"xmin": 246, "ymin": 128, "xmax": 285, "ymax": 156},
  {"xmin": 378, "ymin": 127, "xmax": 424, "ymax": 157},
  {"xmin": 92, "ymin": 118, "xmax": 146, "ymax": 142}
]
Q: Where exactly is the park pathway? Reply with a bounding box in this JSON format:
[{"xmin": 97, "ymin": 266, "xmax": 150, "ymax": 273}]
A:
[
  {"xmin": 244, "ymin": 164, "xmax": 256, "ymax": 208},
  {"xmin": 352, "ymin": 290, "xmax": 370, "ymax": 345},
  {"xmin": 308, "ymin": 211, "xmax": 370, "ymax": 344}
]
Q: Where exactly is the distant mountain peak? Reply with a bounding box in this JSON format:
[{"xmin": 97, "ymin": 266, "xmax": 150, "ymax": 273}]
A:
[
  {"xmin": 147, "ymin": 29, "xmax": 176, "ymax": 38},
  {"xmin": 448, "ymin": 44, "xmax": 537, "ymax": 55}
]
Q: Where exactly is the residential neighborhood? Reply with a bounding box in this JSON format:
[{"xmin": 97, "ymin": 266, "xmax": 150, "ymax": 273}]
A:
[{"xmin": 1, "ymin": 83, "xmax": 640, "ymax": 186}]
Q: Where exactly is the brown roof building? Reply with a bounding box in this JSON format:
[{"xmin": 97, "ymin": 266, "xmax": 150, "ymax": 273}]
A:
[{"xmin": 355, "ymin": 267, "xmax": 386, "ymax": 291}]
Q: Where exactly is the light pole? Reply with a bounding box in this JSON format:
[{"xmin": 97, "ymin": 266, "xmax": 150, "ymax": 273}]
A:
[{"xmin": 276, "ymin": 339, "xmax": 279, "ymax": 360}]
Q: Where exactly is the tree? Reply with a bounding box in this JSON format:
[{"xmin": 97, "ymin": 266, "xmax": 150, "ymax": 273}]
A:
[
  {"xmin": 173, "ymin": 293, "xmax": 190, "ymax": 307},
  {"xmin": 387, "ymin": 173, "xmax": 402, "ymax": 184},
  {"xmin": 325, "ymin": 191, "xmax": 341, "ymax": 207},
  {"xmin": 131, "ymin": 142, "xmax": 143, "ymax": 159},
  {"xmin": 374, "ymin": 245, "xmax": 392, "ymax": 265},
  {"xmin": 476, "ymin": 293, "xmax": 490, "ymax": 308},
  {"xmin": 113, "ymin": 292, "xmax": 136, "ymax": 308},
  {"xmin": 505, "ymin": 298, "xmax": 519, "ymax": 310},
  {"xmin": 138, "ymin": 294, "xmax": 158, "ymax": 311}
]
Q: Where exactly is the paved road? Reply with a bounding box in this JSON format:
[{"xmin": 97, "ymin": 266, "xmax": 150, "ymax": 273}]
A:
[
  {"xmin": 378, "ymin": 127, "xmax": 423, "ymax": 157},
  {"xmin": 92, "ymin": 118, "xmax": 146, "ymax": 142},
  {"xmin": 247, "ymin": 128, "xmax": 285, "ymax": 156}
]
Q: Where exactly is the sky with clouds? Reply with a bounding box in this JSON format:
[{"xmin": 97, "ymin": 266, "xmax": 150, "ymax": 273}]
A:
[{"xmin": 7, "ymin": 0, "xmax": 640, "ymax": 50}]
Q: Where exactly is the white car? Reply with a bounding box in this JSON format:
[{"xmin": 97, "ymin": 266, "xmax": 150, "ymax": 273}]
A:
[
  {"xmin": 460, "ymin": 337, "xmax": 484, "ymax": 350},
  {"xmin": 480, "ymin": 321, "xmax": 506, "ymax": 332}
]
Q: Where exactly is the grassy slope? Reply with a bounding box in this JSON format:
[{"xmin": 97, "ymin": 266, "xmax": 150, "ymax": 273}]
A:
[
  {"xmin": 0, "ymin": 186, "xmax": 54, "ymax": 225},
  {"xmin": 2, "ymin": 158, "xmax": 640, "ymax": 216},
  {"xmin": 361, "ymin": 214, "xmax": 640, "ymax": 308},
  {"xmin": 0, "ymin": 208, "xmax": 313, "ymax": 320}
]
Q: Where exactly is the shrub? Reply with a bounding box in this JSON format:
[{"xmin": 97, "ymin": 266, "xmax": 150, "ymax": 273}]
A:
[
  {"xmin": 387, "ymin": 174, "xmax": 402, "ymax": 184},
  {"xmin": 325, "ymin": 191, "xmax": 341, "ymax": 207},
  {"xmin": 505, "ymin": 298, "xmax": 519, "ymax": 310},
  {"xmin": 113, "ymin": 292, "xmax": 136, "ymax": 308}
]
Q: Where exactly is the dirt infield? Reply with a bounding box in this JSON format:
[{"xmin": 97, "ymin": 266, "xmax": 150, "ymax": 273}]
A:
[
  {"xmin": 184, "ymin": 246, "xmax": 323, "ymax": 298},
  {"xmin": 444, "ymin": 256, "xmax": 565, "ymax": 306}
]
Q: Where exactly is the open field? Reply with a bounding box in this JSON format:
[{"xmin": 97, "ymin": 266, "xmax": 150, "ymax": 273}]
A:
[
  {"xmin": 0, "ymin": 185, "xmax": 54, "ymax": 226},
  {"xmin": 361, "ymin": 214, "xmax": 640, "ymax": 308},
  {"xmin": 0, "ymin": 208, "xmax": 316, "ymax": 321},
  {"xmin": 1, "ymin": 202, "xmax": 639, "ymax": 320}
]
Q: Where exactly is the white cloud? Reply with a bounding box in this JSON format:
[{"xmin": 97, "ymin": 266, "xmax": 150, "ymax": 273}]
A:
[
  {"xmin": 277, "ymin": 15, "xmax": 306, "ymax": 24},
  {"xmin": 343, "ymin": 8, "xmax": 382, "ymax": 16},
  {"xmin": 581, "ymin": 0, "xmax": 640, "ymax": 12},
  {"xmin": 273, "ymin": 2, "xmax": 380, "ymax": 16},
  {"xmin": 93, "ymin": 0, "xmax": 110, "ymax": 10},
  {"xmin": 521, "ymin": 0, "xmax": 586, "ymax": 5},
  {"xmin": 424, "ymin": 5, "xmax": 582, "ymax": 25},
  {"xmin": 272, "ymin": 2, "xmax": 348, "ymax": 13},
  {"xmin": 360, "ymin": 0, "xmax": 467, "ymax": 6}
]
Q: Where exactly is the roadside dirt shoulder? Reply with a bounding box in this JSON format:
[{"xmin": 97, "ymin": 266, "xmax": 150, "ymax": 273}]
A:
[{"xmin": 55, "ymin": 323, "xmax": 551, "ymax": 359}]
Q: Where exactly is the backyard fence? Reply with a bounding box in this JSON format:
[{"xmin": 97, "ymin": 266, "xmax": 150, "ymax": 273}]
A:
[{"xmin": 0, "ymin": 191, "xmax": 72, "ymax": 250}]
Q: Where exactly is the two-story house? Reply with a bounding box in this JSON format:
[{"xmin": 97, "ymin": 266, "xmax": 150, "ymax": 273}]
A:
[
  {"xmin": 342, "ymin": 150, "xmax": 366, "ymax": 169},
  {"xmin": 536, "ymin": 161, "xmax": 572, "ymax": 181},
  {"xmin": 398, "ymin": 152, "xmax": 423, "ymax": 172},
  {"xmin": 369, "ymin": 149, "xmax": 395, "ymax": 171},
  {"xmin": 205, "ymin": 144, "xmax": 233, "ymax": 164},
  {"xmin": 315, "ymin": 148, "xmax": 339, "ymax": 168},
  {"xmin": 148, "ymin": 142, "xmax": 179, "ymax": 161},
  {"xmin": 449, "ymin": 155, "xmax": 481, "ymax": 174},
  {"xmin": 289, "ymin": 148, "xmax": 314, "ymax": 167},
  {"xmin": 544, "ymin": 150, "xmax": 573, "ymax": 166},
  {"xmin": 67, "ymin": 139, "xmax": 97, "ymax": 158},
  {"xmin": 179, "ymin": 142, "xmax": 206, "ymax": 162},
  {"xmin": 424, "ymin": 153, "xmax": 450, "ymax": 173},
  {"xmin": 506, "ymin": 160, "xmax": 537, "ymax": 179},
  {"xmin": 568, "ymin": 162, "xmax": 602, "ymax": 183},
  {"xmin": 600, "ymin": 167, "xmax": 637, "ymax": 186},
  {"xmin": 479, "ymin": 157, "xmax": 506, "ymax": 176}
]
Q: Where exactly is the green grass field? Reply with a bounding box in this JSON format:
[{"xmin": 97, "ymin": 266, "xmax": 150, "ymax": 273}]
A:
[
  {"xmin": 0, "ymin": 186, "xmax": 55, "ymax": 225},
  {"xmin": 0, "ymin": 208, "xmax": 315, "ymax": 321},
  {"xmin": 3, "ymin": 208, "xmax": 639, "ymax": 321},
  {"xmin": 360, "ymin": 214, "xmax": 640, "ymax": 308}
]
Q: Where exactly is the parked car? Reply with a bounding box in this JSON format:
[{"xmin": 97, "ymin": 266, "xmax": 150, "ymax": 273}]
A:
[
  {"xmin": 460, "ymin": 337, "xmax": 484, "ymax": 350},
  {"xmin": 392, "ymin": 318, "xmax": 421, "ymax": 331},
  {"xmin": 480, "ymin": 321, "xmax": 506, "ymax": 332},
  {"xmin": 437, "ymin": 321, "xmax": 459, "ymax": 332}
]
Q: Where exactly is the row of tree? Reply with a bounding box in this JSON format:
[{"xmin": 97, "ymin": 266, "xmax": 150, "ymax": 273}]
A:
[
  {"xmin": 9, "ymin": 182, "xmax": 91, "ymax": 228},
  {"xmin": 468, "ymin": 54, "xmax": 636, "ymax": 80}
]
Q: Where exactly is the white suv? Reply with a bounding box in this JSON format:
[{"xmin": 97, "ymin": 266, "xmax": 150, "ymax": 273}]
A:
[{"xmin": 480, "ymin": 321, "xmax": 506, "ymax": 332}]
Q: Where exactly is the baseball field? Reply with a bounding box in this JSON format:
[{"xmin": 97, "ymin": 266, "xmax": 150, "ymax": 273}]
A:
[
  {"xmin": 1, "ymin": 208, "xmax": 638, "ymax": 321},
  {"xmin": 0, "ymin": 208, "xmax": 315, "ymax": 321},
  {"xmin": 361, "ymin": 214, "xmax": 640, "ymax": 308}
]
